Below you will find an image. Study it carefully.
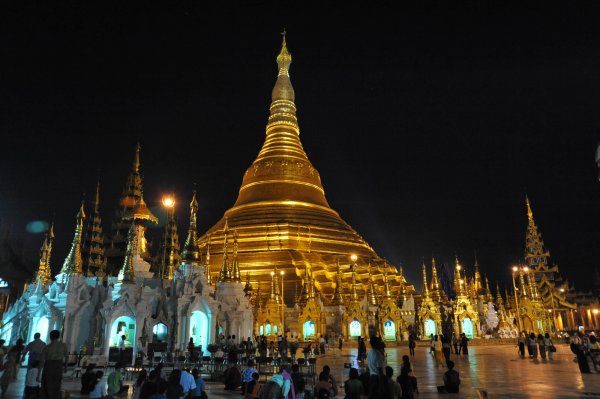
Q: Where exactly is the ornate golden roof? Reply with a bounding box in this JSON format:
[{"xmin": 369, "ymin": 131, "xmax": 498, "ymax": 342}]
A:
[{"xmin": 198, "ymin": 34, "xmax": 412, "ymax": 302}]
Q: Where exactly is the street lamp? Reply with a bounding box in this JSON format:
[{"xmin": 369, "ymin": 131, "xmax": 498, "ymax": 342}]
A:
[{"xmin": 161, "ymin": 195, "xmax": 175, "ymax": 279}]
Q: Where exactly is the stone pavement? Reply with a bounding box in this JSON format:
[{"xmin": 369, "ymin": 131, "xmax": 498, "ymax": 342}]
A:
[{"xmin": 2, "ymin": 344, "xmax": 600, "ymax": 399}]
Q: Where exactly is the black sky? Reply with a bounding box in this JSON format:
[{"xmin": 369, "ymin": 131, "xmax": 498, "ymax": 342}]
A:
[{"xmin": 1, "ymin": 2, "xmax": 599, "ymax": 291}]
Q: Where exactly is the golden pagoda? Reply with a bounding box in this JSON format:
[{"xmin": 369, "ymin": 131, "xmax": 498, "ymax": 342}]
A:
[
  {"xmin": 418, "ymin": 260, "xmax": 442, "ymax": 337},
  {"xmin": 197, "ymin": 33, "xmax": 413, "ymax": 303},
  {"xmin": 451, "ymin": 256, "xmax": 480, "ymax": 338}
]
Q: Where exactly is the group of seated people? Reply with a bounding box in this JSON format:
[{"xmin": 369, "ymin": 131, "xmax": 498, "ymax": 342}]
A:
[{"xmin": 80, "ymin": 362, "xmax": 207, "ymax": 399}]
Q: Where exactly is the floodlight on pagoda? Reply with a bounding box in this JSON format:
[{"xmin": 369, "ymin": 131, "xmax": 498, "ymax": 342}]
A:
[
  {"xmin": 350, "ymin": 254, "xmax": 358, "ymax": 262},
  {"xmin": 512, "ymin": 266, "xmax": 519, "ymax": 272},
  {"xmin": 523, "ymin": 266, "xmax": 529, "ymax": 272},
  {"xmin": 594, "ymin": 309, "xmax": 599, "ymax": 315}
]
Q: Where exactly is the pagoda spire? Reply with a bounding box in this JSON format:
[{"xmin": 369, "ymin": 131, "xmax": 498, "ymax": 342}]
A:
[
  {"xmin": 119, "ymin": 224, "xmax": 136, "ymax": 283},
  {"xmin": 430, "ymin": 257, "xmax": 443, "ymax": 303},
  {"xmin": 484, "ymin": 275, "xmax": 493, "ymax": 302},
  {"xmin": 453, "ymin": 256, "xmax": 464, "ymax": 296},
  {"xmin": 524, "ymin": 196, "xmax": 550, "ymax": 270},
  {"xmin": 205, "ymin": 236, "xmax": 212, "ymax": 285},
  {"xmin": 495, "ymin": 282, "xmax": 504, "ymax": 305},
  {"xmin": 350, "ymin": 261, "xmax": 359, "ymax": 302},
  {"xmin": 218, "ymin": 218, "xmax": 230, "ymax": 281},
  {"xmin": 35, "ymin": 223, "xmax": 54, "ymax": 285},
  {"xmin": 473, "ymin": 253, "xmax": 483, "ymax": 296},
  {"xmin": 158, "ymin": 197, "xmax": 180, "ymax": 275},
  {"xmin": 181, "ymin": 191, "xmax": 200, "ymax": 266},
  {"xmin": 166, "ymin": 235, "xmax": 176, "ymax": 280},
  {"xmin": 330, "ymin": 260, "xmax": 344, "ymax": 306},
  {"xmin": 518, "ymin": 268, "xmax": 528, "ymax": 298},
  {"xmin": 231, "ymin": 230, "xmax": 241, "ymax": 281},
  {"xmin": 366, "ymin": 262, "xmax": 378, "ymax": 306},
  {"xmin": 60, "ymin": 202, "xmax": 85, "ymax": 275},
  {"xmin": 298, "ymin": 264, "xmax": 311, "ymax": 307},
  {"xmin": 382, "ymin": 269, "xmax": 393, "ymax": 300},
  {"xmin": 82, "ymin": 179, "xmax": 107, "ymax": 276},
  {"xmin": 273, "ymin": 268, "xmax": 282, "ymax": 304},
  {"xmin": 421, "ymin": 259, "xmax": 430, "ymax": 298}
]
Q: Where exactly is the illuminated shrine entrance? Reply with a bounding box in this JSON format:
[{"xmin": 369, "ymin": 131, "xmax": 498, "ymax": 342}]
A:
[
  {"xmin": 189, "ymin": 311, "xmax": 209, "ymax": 355},
  {"xmin": 110, "ymin": 316, "xmax": 136, "ymax": 347},
  {"xmin": 303, "ymin": 320, "xmax": 315, "ymax": 338},
  {"xmin": 152, "ymin": 323, "xmax": 168, "ymax": 342},
  {"xmin": 424, "ymin": 319, "xmax": 436, "ymax": 337},
  {"xmin": 349, "ymin": 319, "xmax": 361, "ymax": 337},
  {"xmin": 383, "ymin": 320, "xmax": 396, "ymax": 341},
  {"xmin": 36, "ymin": 316, "xmax": 49, "ymax": 342},
  {"xmin": 462, "ymin": 318, "xmax": 474, "ymax": 339}
]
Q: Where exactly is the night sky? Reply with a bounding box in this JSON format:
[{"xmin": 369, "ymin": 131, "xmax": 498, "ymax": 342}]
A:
[{"xmin": 1, "ymin": 3, "xmax": 599, "ymax": 291}]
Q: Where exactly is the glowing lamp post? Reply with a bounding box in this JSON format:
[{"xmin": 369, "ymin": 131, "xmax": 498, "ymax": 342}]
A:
[
  {"xmin": 161, "ymin": 196, "xmax": 175, "ymax": 279},
  {"xmin": 280, "ymin": 270, "xmax": 285, "ymax": 333}
]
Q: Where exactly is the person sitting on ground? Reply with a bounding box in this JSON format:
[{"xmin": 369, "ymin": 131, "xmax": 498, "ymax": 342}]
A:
[
  {"xmin": 191, "ymin": 368, "xmax": 206, "ymax": 399},
  {"xmin": 132, "ymin": 369, "xmax": 148, "ymax": 399},
  {"xmin": 244, "ymin": 372, "xmax": 261, "ymax": 399},
  {"xmin": 180, "ymin": 368, "xmax": 197, "ymax": 398},
  {"xmin": 315, "ymin": 373, "xmax": 332, "ymax": 399},
  {"xmin": 24, "ymin": 360, "xmax": 41, "ymax": 399},
  {"xmin": 81, "ymin": 363, "xmax": 97, "ymax": 394},
  {"xmin": 343, "ymin": 368, "xmax": 363, "ymax": 399},
  {"xmin": 107, "ymin": 362, "xmax": 129, "ymax": 396},
  {"xmin": 291, "ymin": 364, "xmax": 305, "ymax": 399},
  {"xmin": 437, "ymin": 360, "xmax": 460, "ymax": 394},
  {"xmin": 89, "ymin": 371, "xmax": 107, "ymax": 399},
  {"xmin": 166, "ymin": 369, "xmax": 183, "ymax": 399},
  {"xmin": 385, "ymin": 366, "xmax": 401, "ymax": 399},
  {"xmin": 358, "ymin": 367, "xmax": 370, "ymax": 397},
  {"xmin": 148, "ymin": 382, "xmax": 169, "ymax": 399},
  {"xmin": 139, "ymin": 370, "xmax": 159, "ymax": 399},
  {"xmin": 242, "ymin": 360, "xmax": 259, "ymax": 394},
  {"xmin": 396, "ymin": 365, "xmax": 414, "ymax": 399},
  {"xmin": 270, "ymin": 366, "xmax": 294, "ymax": 399},
  {"xmin": 319, "ymin": 365, "xmax": 338, "ymax": 397},
  {"xmin": 224, "ymin": 364, "xmax": 242, "ymax": 391}
]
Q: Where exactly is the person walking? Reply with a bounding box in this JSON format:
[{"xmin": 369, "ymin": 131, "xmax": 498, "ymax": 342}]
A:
[
  {"xmin": 23, "ymin": 360, "xmax": 41, "ymax": 399},
  {"xmin": 434, "ymin": 335, "xmax": 444, "ymax": 366},
  {"xmin": 408, "ymin": 334, "xmax": 416, "ymax": 357},
  {"xmin": 429, "ymin": 334, "xmax": 435, "ymax": 354},
  {"xmin": 528, "ymin": 333, "xmax": 538, "ymax": 360},
  {"xmin": 1, "ymin": 338, "xmax": 25, "ymax": 397},
  {"xmin": 23, "ymin": 333, "xmax": 46, "ymax": 370},
  {"xmin": 525, "ymin": 332, "xmax": 534, "ymax": 358},
  {"xmin": 544, "ymin": 333, "xmax": 554, "ymax": 361},
  {"xmin": 436, "ymin": 361, "xmax": 460, "ymax": 394},
  {"xmin": 38, "ymin": 330, "xmax": 68, "ymax": 399},
  {"xmin": 385, "ymin": 366, "xmax": 401, "ymax": 399},
  {"xmin": 366, "ymin": 337, "xmax": 386, "ymax": 399},
  {"xmin": 537, "ymin": 334, "xmax": 547, "ymax": 361},
  {"xmin": 518, "ymin": 332, "xmax": 526, "ymax": 358},
  {"xmin": 451, "ymin": 334, "xmax": 459, "ymax": 354},
  {"xmin": 358, "ymin": 337, "xmax": 367, "ymax": 362},
  {"xmin": 442, "ymin": 335, "xmax": 451, "ymax": 363},
  {"xmin": 460, "ymin": 333, "xmax": 469, "ymax": 355},
  {"xmin": 338, "ymin": 336, "xmax": 343, "ymax": 351}
]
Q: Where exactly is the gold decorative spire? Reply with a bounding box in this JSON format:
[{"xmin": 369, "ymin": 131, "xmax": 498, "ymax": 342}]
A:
[
  {"xmin": 330, "ymin": 260, "xmax": 344, "ymax": 306},
  {"xmin": 495, "ymin": 282, "xmax": 503, "ymax": 305},
  {"xmin": 421, "ymin": 259, "xmax": 430, "ymax": 298},
  {"xmin": 181, "ymin": 191, "xmax": 200, "ymax": 265},
  {"xmin": 126, "ymin": 196, "xmax": 158, "ymax": 223},
  {"xmin": 218, "ymin": 219, "xmax": 230, "ymax": 281},
  {"xmin": 269, "ymin": 269, "xmax": 276, "ymax": 300},
  {"xmin": 273, "ymin": 267, "xmax": 282, "ymax": 304},
  {"xmin": 526, "ymin": 271, "xmax": 539, "ymax": 299},
  {"xmin": 526, "ymin": 195, "xmax": 533, "ymax": 222},
  {"xmin": 473, "ymin": 254, "xmax": 483, "ymax": 295},
  {"xmin": 231, "ymin": 230, "xmax": 241, "ymax": 281},
  {"xmin": 453, "ymin": 256, "xmax": 463, "ymax": 296},
  {"xmin": 166, "ymin": 235, "xmax": 176, "ymax": 280},
  {"xmin": 518, "ymin": 268, "xmax": 528, "ymax": 298},
  {"xmin": 308, "ymin": 270, "xmax": 316, "ymax": 300},
  {"xmin": 61, "ymin": 202, "xmax": 85, "ymax": 275},
  {"xmin": 36, "ymin": 223, "xmax": 54, "ymax": 285},
  {"xmin": 397, "ymin": 282, "xmax": 408, "ymax": 308},
  {"xmin": 484, "ymin": 275, "xmax": 493, "ymax": 302},
  {"xmin": 350, "ymin": 261, "xmax": 359, "ymax": 302},
  {"xmin": 430, "ymin": 257, "xmax": 443, "ymax": 302},
  {"xmin": 367, "ymin": 263, "xmax": 378, "ymax": 306},
  {"xmin": 119, "ymin": 224, "xmax": 136, "ymax": 283},
  {"xmin": 298, "ymin": 264, "xmax": 311, "ymax": 307},
  {"xmin": 82, "ymin": 179, "xmax": 107, "ymax": 276},
  {"xmin": 205, "ymin": 235, "xmax": 212, "ymax": 285},
  {"xmin": 382, "ymin": 269, "xmax": 393, "ymax": 300}
]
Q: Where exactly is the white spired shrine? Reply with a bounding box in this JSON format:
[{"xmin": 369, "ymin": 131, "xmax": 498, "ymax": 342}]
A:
[{"xmin": 0, "ymin": 191, "xmax": 253, "ymax": 364}]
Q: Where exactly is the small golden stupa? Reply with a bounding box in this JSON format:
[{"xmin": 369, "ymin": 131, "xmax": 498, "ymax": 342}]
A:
[{"xmin": 198, "ymin": 33, "xmax": 413, "ymax": 303}]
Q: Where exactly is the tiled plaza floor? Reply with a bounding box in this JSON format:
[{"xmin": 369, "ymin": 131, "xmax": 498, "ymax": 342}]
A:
[{"xmin": 2, "ymin": 344, "xmax": 599, "ymax": 399}]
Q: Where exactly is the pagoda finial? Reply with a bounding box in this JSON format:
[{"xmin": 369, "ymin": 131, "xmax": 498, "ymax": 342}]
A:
[
  {"xmin": 383, "ymin": 269, "xmax": 393, "ymax": 300},
  {"xmin": 298, "ymin": 263, "xmax": 310, "ymax": 307},
  {"xmin": 119, "ymin": 224, "xmax": 136, "ymax": 283},
  {"xmin": 453, "ymin": 255, "xmax": 464, "ymax": 296},
  {"xmin": 218, "ymin": 219, "xmax": 230, "ymax": 281},
  {"xmin": 526, "ymin": 195, "xmax": 533, "ymax": 221},
  {"xmin": 181, "ymin": 190, "xmax": 200, "ymax": 265},
  {"xmin": 276, "ymin": 28, "xmax": 292, "ymax": 77},
  {"xmin": 205, "ymin": 235, "xmax": 212, "ymax": 285},
  {"xmin": 166, "ymin": 234, "xmax": 176, "ymax": 280},
  {"xmin": 60, "ymin": 202, "xmax": 85, "ymax": 275},
  {"xmin": 430, "ymin": 257, "xmax": 443, "ymax": 302},
  {"xmin": 36, "ymin": 223, "xmax": 54, "ymax": 285},
  {"xmin": 271, "ymin": 31, "xmax": 295, "ymax": 104},
  {"xmin": 350, "ymin": 258, "xmax": 359, "ymax": 302},
  {"xmin": 421, "ymin": 259, "xmax": 430, "ymax": 298},
  {"xmin": 133, "ymin": 141, "xmax": 141, "ymax": 173},
  {"xmin": 93, "ymin": 180, "xmax": 101, "ymax": 213},
  {"xmin": 231, "ymin": 230, "xmax": 241, "ymax": 281},
  {"xmin": 495, "ymin": 281, "xmax": 503, "ymax": 304},
  {"xmin": 484, "ymin": 275, "xmax": 493, "ymax": 302},
  {"xmin": 330, "ymin": 259, "xmax": 344, "ymax": 306},
  {"xmin": 367, "ymin": 261, "xmax": 378, "ymax": 306}
]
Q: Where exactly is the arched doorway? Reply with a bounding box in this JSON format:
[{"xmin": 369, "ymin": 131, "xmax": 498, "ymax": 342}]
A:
[
  {"xmin": 462, "ymin": 318, "xmax": 474, "ymax": 339},
  {"xmin": 189, "ymin": 311, "xmax": 209, "ymax": 355},
  {"xmin": 383, "ymin": 320, "xmax": 396, "ymax": 341},
  {"xmin": 152, "ymin": 323, "xmax": 168, "ymax": 343},
  {"xmin": 424, "ymin": 319, "xmax": 436, "ymax": 337},
  {"xmin": 110, "ymin": 316, "xmax": 136, "ymax": 347},
  {"xmin": 36, "ymin": 316, "xmax": 49, "ymax": 342},
  {"xmin": 303, "ymin": 320, "xmax": 315, "ymax": 339},
  {"xmin": 349, "ymin": 319, "xmax": 361, "ymax": 337}
]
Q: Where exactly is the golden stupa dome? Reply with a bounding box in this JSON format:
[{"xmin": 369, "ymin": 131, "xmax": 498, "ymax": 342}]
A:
[{"xmin": 198, "ymin": 34, "xmax": 413, "ymax": 303}]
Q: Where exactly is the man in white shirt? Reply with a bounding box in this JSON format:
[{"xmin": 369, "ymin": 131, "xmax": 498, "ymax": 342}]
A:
[{"xmin": 180, "ymin": 369, "xmax": 197, "ymax": 396}]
